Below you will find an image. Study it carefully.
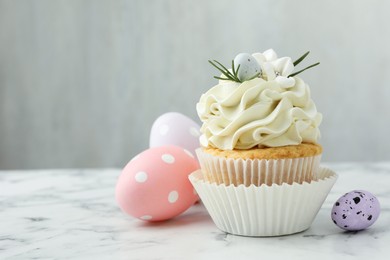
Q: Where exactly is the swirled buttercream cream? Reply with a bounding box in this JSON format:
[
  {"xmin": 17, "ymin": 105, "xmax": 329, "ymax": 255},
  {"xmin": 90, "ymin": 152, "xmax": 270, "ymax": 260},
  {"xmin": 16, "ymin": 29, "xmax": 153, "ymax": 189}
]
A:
[{"xmin": 196, "ymin": 76, "xmax": 322, "ymax": 150}]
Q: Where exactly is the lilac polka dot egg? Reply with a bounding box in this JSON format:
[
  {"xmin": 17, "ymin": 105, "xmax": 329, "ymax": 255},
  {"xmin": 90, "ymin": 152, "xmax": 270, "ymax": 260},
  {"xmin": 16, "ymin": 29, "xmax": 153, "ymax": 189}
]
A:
[
  {"xmin": 331, "ymin": 190, "xmax": 380, "ymax": 231},
  {"xmin": 149, "ymin": 112, "xmax": 201, "ymax": 157}
]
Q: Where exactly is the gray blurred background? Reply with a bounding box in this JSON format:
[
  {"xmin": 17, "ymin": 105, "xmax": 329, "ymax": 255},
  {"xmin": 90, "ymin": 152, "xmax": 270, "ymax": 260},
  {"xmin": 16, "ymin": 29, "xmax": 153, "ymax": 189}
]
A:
[{"xmin": 1, "ymin": 0, "xmax": 390, "ymax": 169}]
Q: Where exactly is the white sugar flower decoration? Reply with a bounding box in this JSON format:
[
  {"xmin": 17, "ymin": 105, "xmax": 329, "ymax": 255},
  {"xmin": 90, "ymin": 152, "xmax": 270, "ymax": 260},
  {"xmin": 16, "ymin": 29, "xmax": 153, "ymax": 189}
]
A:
[
  {"xmin": 252, "ymin": 49, "xmax": 320, "ymax": 88},
  {"xmin": 253, "ymin": 49, "xmax": 295, "ymax": 88}
]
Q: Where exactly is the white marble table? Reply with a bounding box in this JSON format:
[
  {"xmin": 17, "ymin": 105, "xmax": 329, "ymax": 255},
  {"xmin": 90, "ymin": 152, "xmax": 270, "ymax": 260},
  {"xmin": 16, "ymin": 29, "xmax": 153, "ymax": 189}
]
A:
[{"xmin": 1, "ymin": 163, "xmax": 389, "ymax": 260}]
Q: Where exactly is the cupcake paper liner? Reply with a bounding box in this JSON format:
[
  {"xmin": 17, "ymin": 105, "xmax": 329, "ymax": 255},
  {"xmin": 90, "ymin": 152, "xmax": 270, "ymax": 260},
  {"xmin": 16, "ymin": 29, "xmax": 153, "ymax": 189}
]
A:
[
  {"xmin": 196, "ymin": 148, "xmax": 321, "ymax": 186},
  {"xmin": 189, "ymin": 167, "xmax": 337, "ymax": 237}
]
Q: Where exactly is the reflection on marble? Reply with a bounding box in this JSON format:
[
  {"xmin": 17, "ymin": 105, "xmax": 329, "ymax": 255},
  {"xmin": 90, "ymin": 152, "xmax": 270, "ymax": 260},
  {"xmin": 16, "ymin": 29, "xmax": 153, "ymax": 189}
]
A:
[{"xmin": 1, "ymin": 163, "xmax": 390, "ymax": 259}]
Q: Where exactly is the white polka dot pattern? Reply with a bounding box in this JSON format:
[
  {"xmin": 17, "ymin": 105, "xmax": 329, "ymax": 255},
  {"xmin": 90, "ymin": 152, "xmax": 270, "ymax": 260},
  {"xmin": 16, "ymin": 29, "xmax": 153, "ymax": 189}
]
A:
[
  {"xmin": 168, "ymin": 190, "xmax": 179, "ymax": 203},
  {"xmin": 161, "ymin": 154, "xmax": 175, "ymax": 164},
  {"xmin": 134, "ymin": 171, "xmax": 148, "ymax": 183},
  {"xmin": 140, "ymin": 215, "xmax": 152, "ymax": 220}
]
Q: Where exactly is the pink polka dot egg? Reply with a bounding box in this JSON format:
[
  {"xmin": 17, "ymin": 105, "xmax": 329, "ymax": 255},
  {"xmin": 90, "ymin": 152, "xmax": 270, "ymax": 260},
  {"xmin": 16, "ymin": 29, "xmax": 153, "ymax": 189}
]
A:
[{"xmin": 116, "ymin": 145, "xmax": 199, "ymax": 221}]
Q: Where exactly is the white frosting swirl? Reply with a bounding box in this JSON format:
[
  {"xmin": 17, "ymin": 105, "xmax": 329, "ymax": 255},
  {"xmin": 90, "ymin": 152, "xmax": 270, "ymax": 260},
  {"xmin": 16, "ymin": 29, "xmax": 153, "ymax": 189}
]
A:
[{"xmin": 196, "ymin": 77, "xmax": 322, "ymax": 150}]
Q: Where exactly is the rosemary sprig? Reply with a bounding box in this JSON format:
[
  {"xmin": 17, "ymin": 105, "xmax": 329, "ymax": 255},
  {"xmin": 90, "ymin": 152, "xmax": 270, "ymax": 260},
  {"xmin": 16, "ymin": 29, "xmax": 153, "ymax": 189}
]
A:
[
  {"xmin": 213, "ymin": 60, "xmax": 235, "ymax": 78},
  {"xmin": 293, "ymin": 51, "xmax": 310, "ymax": 66},
  {"xmin": 231, "ymin": 61, "xmax": 242, "ymax": 80},
  {"xmin": 289, "ymin": 62, "xmax": 320, "ymax": 77},
  {"xmin": 289, "ymin": 51, "xmax": 320, "ymax": 77},
  {"xmin": 208, "ymin": 60, "xmax": 232, "ymax": 80},
  {"xmin": 209, "ymin": 60, "xmax": 242, "ymax": 83},
  {"xmin": 246, "ymin": 72, "xmax": 262, "ymax": 81}
]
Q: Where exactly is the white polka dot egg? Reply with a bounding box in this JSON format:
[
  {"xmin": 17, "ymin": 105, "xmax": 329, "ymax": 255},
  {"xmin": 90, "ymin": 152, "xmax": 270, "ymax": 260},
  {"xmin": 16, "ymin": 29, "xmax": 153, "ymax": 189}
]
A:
[
  {"xmin": 149, "ymin": 112, "xmax": 201, "ymax": 156},
  {"xmin": 116, "ymin": 145, "xmax": 199, "ymax": 221}
]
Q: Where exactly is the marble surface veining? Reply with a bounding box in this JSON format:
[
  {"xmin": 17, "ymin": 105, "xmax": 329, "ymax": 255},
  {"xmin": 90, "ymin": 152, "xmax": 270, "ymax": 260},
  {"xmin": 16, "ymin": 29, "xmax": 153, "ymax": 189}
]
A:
[{"xmin": 1, "ymin": 163, "xmax": 390, "ymax": 260}]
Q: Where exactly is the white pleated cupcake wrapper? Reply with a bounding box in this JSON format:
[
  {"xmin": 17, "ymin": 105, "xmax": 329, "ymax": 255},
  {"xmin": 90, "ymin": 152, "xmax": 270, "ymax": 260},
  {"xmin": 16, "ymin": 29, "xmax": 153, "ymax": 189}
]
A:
[
  {"xmin": 196, "ymin": 148, "xmax": 321, "ymax": 186},
  {"xmin": 189, "ymin": 167, "xmax": 337, "ymax": 237}
]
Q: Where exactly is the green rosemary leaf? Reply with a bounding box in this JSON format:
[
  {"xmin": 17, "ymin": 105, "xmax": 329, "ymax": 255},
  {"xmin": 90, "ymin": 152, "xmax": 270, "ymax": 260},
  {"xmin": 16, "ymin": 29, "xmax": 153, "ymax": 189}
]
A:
[
  {"xmin": 214, "ymin": 76, "xmax": 230, "ymax": 81},
  {"xmin": 289, "ymin": 62, "xmax": 320, "ymax": 77},
  {"xmin": 231, "ymin": 60, "xmax": 236, "ymax": 76},
  {"xmin": 231, "ymin": 61, "xmax": 241, "ymax": 81},
  {"xmin": 208, "ymin": 60, "xmax": 226, "ymax": 74},
  {"xmin": 293, "ymin": 51, "xmax": 310, "ymax": 66},
  {"xmin": 213, "ymin": 60, "xmax": 235, "ymax": 78},
  {"xmin": 208, "ymin": 60, "xmax": 234, "ymax": 80},
  {"xmin": 247, "ymin": 72, "xmax": 261, "ymax": 81},
  {"xmin": 235, "ymin": 64, "xmax": 241, "ymax": 77},
  {"xmin": 209, "ymin": 59, "xmax": 242, "ymax": 83}
]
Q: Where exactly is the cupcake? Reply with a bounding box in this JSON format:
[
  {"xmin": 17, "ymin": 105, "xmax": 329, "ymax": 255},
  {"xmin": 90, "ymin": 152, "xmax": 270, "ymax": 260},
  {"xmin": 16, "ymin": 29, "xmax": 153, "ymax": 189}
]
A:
[
  {"xmin": 190, "ymin": 50, "xmax": 337, "ymax": 236},
  {"xmin": 196, "ymin": 50, "xmax": 322, "ymax": 187}
]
